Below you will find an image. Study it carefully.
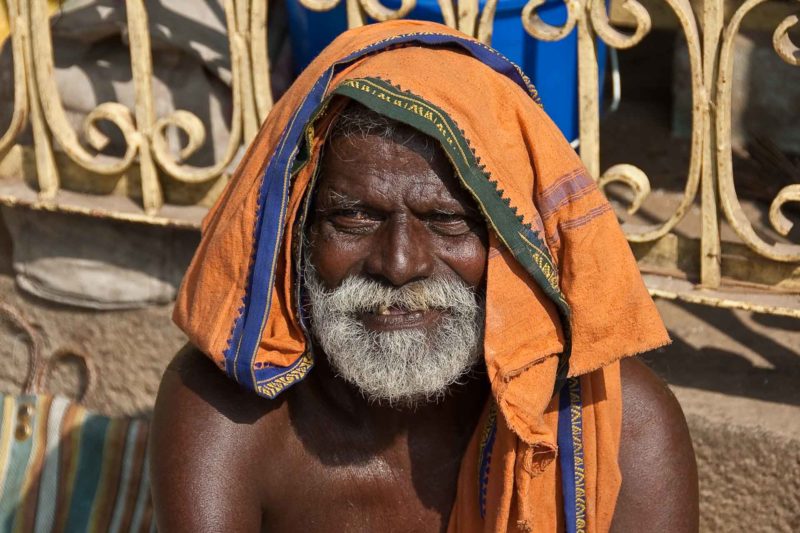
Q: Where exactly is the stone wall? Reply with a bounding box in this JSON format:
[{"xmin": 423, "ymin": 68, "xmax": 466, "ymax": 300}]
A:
[
  {"xmin": 688, "ymin": 412, "xmax": 800, "ymax": 532},
  {"xmin": 0, "ymin": 209, "xmax": 186, "ymax": 415},
  {"xmin": 647, "ymin": 300, "xmax": 800, "ymax": 532}
]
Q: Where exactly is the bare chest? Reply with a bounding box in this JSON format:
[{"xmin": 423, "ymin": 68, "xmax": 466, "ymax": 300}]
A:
[
  {"xmin": 260, "ymin": 416, "xmax": 471, "ymax": 532},
  {"xmin": 263, "ymin": 457, "xmax": 456, "ymax": 532}
]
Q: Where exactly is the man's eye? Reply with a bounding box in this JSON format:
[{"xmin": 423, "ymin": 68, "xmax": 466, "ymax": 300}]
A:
[
  {"xmin": 428, "ymin": 213, "xmax": 462, "ymax": 223},
  {"xmin": 328, "ymin": 209, "xmax": 381, "ymax": 231},
  {"xmin": 333, "ymin": 209, "xmax": 373, "ymax": 221},
  {"xmin": 426, "ymin": 213, "xmax": 472, "ymax": 234}
]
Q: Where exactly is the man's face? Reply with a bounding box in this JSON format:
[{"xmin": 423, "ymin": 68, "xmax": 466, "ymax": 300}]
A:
[{"xmin": 304, "ymin": 121, "xmax": 488, "ymax": 406}]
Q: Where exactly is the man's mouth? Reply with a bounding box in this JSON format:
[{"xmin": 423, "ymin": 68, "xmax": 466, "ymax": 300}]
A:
[
  {"xmin": 374, "ymin": 304, "xmax": 416, "ymax": 316},
  {"xmin": 360, "ymin": 305, "xmax": 443, "ymax": 331}
]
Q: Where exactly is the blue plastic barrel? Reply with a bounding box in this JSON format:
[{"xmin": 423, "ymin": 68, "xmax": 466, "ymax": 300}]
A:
[{"xmin": 286, "ymin": 0, "xmax": 607, "ymax": 143}]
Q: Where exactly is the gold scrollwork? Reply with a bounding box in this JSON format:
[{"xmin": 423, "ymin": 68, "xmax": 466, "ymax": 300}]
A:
[
  {"xmin": 589, "ymin": 0, "xmax": 651, "ymax": 49},
  {"xmin": 598, "ymin": 163, "xmax": 651, "ymax": 214},
  {"xmin": 0, "ymin": 0, "xmax": 29, "ymax": 157},
  {"xmin": 150, "ymin": 0, "xmax": 244, "ymax": 184},
  {"xmin": 521, "ymin": 0, "xmax": 580, "ymax": 42},
  {"xmin": 717, "ymin": 0, "xmax": 800, "ymax": 262},
  {"xmin": 601, "ymin": 0, "xmax": 704, "ymax": 243},
  {"xmin": 772, "ymin": 14, "xmax": 800, "ymax": 66},
  {"xmin": 30, "ymin": 0, "xmax": 140, "ymax": 176}
]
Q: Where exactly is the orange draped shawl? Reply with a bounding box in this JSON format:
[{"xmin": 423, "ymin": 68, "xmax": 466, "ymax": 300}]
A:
[{"xmin": 173, "ymin": 20, "xmax": 669, "ymax": 532}]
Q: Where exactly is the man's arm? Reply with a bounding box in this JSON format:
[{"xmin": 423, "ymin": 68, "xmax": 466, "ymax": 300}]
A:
[
  {"xmin": 149, "ymin": 345, "xmax": 268, "ymax": 532},
  {"xmin": 612, "ymin": 358, "xmax": 699, "ymax": 532}
]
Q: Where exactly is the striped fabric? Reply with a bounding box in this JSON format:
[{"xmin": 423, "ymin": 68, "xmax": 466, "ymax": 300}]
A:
[{"xmin": 0, "ymin": 395, "xmax": 155, "ymax": 533}]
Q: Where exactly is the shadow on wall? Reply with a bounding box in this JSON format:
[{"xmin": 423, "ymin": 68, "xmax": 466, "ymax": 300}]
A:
[{"xmin": 644, "ymin": 300, "xmax": 800, "ymax": 407}]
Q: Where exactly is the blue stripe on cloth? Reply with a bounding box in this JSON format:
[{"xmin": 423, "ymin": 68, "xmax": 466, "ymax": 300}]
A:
[
  {"xmin": 477, "ymin": 405, "xmax": 497, "ymax": 518},
  {"xmin": 63, "ymin": 414, "xmax": 110, "ymax": 533},
  {"xmin": 558, "ymin": 377, "xmax": 586, "ymax": 533},
  {"xmin": 224, "ymin": 30, "xmax": 544, "ymax": 396}
]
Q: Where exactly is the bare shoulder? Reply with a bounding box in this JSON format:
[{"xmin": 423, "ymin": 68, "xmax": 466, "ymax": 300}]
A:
[
  {"xmin": 149, "ymin": 344, "xmax": 286, "ymax": 532},
  {"xmin": 611, "ymin": 358, "xmax": 699, "ymax": 532}
]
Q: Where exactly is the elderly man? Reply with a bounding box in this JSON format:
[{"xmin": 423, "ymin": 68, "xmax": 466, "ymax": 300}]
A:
[{"xmin": 150, "ymin": 20, "xmax": 698, "ymax": 532}]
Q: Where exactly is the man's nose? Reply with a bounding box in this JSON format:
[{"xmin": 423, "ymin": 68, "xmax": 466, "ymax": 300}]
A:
[{"xmin": 365, "ymin": 216, "xmax": 435, "ymax": 287}]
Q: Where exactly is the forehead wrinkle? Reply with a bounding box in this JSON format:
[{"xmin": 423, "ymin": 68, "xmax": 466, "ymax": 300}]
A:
[
  {"xmin": 404, "ymin": 169, "xmax": 481, "ymax": 216},
  {"xmin": 406, "ymin": 175, "xmax": 454, "ymax": 199},
  {"xmin": 324, "ymin": 189, "xmax": 362, "ymax": 209},
  {"xmin": 319, "ymin": 126, "xmax": 472, "ymax": 212},
  {"xmin": 317, "ymin": 176, "xmax": 394, "ymax": 208}
]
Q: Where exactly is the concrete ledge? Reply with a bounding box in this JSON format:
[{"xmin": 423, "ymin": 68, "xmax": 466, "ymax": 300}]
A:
[
  {"xmin": 650, "ymin": 299, "xmax": 800, "ymax": 531},
  {"xmin": 685, "ymin": 408, "xmax": 800, "ymax": 532}
]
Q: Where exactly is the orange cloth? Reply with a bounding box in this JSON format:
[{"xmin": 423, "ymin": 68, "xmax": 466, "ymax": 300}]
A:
[{"xmin": 173, "ymin": 20, "xmax": 669, "ymax": 532}]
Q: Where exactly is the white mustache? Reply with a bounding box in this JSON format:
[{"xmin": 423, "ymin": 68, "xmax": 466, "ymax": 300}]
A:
[
  {"xmin": 305, "ymin": 272, "xmax": 480, "ymax": 317},
  {"xmin": 302, "ymin": 263, "xmax": 485, "ymax": 408}
]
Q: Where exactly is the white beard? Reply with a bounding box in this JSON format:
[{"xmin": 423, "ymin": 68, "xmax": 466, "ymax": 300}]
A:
[{"xmin": 303, "ymin": 263, "xmax": 485, "ymax": 407}]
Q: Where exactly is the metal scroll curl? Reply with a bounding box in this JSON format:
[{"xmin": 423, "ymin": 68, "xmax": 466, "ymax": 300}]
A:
[
  {"xmin": 521, "ymin": 0, "xmax": 580, "ymax": 41},
  {"xmin": 598, "ymin": 164, "xmax": 651, "ymax": 215},
  {"xmin": 769, "ymin": 184, "xmax": 800, "ymax": 237},
  {"xmin": 773, "ymin": 14, "xmax": 800, "ymax": 66},
  {"xmin": 81, "ymin": 103, "xmax": 139, "ymax": 167},
  {"xmin": 0, "ymin": 0, "xmax": 29, "ymax": 157},
  {"xmin": 717, "ymin": 0, "xmax": 800, "ymax": 261},
  {"xmin": 360, "ymin": 0, "xmax": 417, "ymax": 21},
  {"xmin": 298, "ymin": 0, "xmax": 345, "ymax": 11},
  {"xmin": 300, "ymin": 0, "xmax": 416, "ymax": 22},
  {"xmin": 533, "ymin": 0, "xmax": 703, "ymax": 244},
  {"xmin": 603, "ymin": 0, "xmax": 703, "ymax": 243},
  {"xmin": 30, "ymin": 0, "xmax": 140, "ymax": 176},
  {"xmin": 150, "ymin": 0, "xmax": 245, "ymax": 184},
  {"xmin": 589, "ymin": 0, "xmax": 651, "ymax": 49}
]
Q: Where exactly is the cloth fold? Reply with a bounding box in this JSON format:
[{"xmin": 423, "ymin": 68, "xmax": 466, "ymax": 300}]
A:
[{"xmin": 173, "ymin": 19, "xmax": 669, "ymax": 532}]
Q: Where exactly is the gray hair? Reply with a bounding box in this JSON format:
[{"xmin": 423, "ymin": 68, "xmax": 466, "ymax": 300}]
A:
[{"xmin": 326, "ymin": 100, "xmax": 432, "ymax": 152}]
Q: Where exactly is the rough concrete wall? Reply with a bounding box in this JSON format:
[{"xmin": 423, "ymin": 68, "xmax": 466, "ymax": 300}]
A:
[
  {"xmin": 0, "ymin": 271, "xmax": 185, "ymax": 416},
  {"xmin": 687, "ymin": 413, "xmax": 800, "ymax": 533},
  {"xmin": 0, "ymin": 209, "xmax": 189, "ymax": 416},
  {"xmin": 650, "ymin": 299, "xmax": 800, "ymax": 532}
]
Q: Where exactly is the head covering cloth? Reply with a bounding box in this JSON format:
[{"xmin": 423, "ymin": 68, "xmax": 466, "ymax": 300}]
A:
[{"xmin": 173, "ymin": 20, "xmax": 669, "ymax": 533}]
